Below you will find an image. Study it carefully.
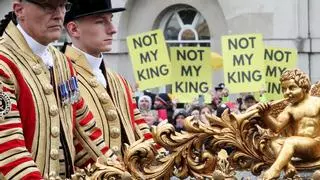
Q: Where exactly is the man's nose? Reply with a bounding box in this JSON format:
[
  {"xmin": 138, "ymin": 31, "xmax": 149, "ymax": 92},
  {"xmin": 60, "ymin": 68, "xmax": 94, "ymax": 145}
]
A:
[{"xmin": 107, "ymin": 23, "xmax": 117, "ymax": 34}]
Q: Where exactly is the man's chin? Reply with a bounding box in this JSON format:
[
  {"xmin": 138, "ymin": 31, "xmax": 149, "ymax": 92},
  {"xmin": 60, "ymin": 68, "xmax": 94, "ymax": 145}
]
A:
[
  {"xmin": 101, "ymin": 47, "xmax": 112, "ymax": 52},
  {"xmin": 47, "ymin": 33, "xmax": 62, "ymax": 42}
]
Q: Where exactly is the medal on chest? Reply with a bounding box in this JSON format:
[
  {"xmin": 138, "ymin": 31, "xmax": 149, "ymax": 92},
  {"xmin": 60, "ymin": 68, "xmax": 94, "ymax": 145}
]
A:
[{"xmin": 59, "ymin": 76, "xmax": 80, "ymax": 106}]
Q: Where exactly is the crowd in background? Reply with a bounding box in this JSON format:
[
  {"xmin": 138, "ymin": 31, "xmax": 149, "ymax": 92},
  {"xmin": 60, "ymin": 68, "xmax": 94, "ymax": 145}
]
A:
[{"xmin": 134, "ymin": 82, "xmax": 265, "ymax": 132}]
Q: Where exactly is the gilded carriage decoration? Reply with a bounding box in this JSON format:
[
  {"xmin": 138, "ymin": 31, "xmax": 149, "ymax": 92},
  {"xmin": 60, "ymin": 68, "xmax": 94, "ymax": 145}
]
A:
[{"xmin": 73, "ymin": 69, "xmax": 320, "ymax": 180}]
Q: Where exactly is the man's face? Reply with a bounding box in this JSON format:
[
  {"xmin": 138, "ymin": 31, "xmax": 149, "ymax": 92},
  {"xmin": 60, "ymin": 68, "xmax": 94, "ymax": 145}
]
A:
[
  {"xmin": 175, "ymin": 115, "xmax": 185, "ymax": 128},
  {"xmin": 281, "ymin": 79, "xmax": 305, "ymax": 105},
  {"xmin": 191, "ymin": 109, "xmax": 200, "ymax": 119},
  {"xmin": 215, "ymin": 89, "xmax": 223, "ymax": 98},
  {"xmin": 153, "ymin": 99, "xmax": 165, "ymax": 109},
  {"xmin": 15, "ymin": 1, "xmax": 67, "ymax": 45},
  {"xmin": 200, "ymin": 107, "xmax": 211, "ymax": 115},
  {"xmin": 75, "ymin": 13, "xmax": 116, "ymax": 56},
  {"xmin": 244, "ymin": 99, "xmax": 256, "ymax": 109},
  {"xmin": 139, "ymin": 98, "xmax": 150, "ymax": 110}
]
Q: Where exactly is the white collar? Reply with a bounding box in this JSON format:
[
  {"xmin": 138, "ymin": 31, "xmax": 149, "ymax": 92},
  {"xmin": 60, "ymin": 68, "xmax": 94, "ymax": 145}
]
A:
[
  {"xmin": 72, "ymin": 45, "xmax": 106, "ymax": 87},
  {"xmin": 72, "ymin": 45, "xmax": 103, "ymax": 70},
  {"xmin": 17, "ymin": 24, "xmax": 48, "ymax": 58},
  {"xmin": 17, "ymin": 24, "xmax": 53, "ymax": 67}
]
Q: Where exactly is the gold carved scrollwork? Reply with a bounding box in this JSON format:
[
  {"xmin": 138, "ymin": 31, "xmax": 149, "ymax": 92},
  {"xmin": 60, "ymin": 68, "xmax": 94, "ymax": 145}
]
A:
[
  {"xmin": 123, "ymin": 105, "xmax": 281, "ymax": 178},
  {"xmin": 124, "ymin": 116, "xmax": 218, "ymax": 179},
  {"xmin": 71, "ymin": 158, "xmax": 131, "ymax": 180},
  {"xmin": 70, "ymin": 74, "xmax": 320, "ymax": 179}
]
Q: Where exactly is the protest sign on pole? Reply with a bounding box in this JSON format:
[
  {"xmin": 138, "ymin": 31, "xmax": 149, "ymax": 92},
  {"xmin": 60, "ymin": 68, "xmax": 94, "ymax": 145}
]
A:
[
  {"xmin": 264, "ymin": 47, "xmax": 297, "ymax": 100},
  {"xmin": 171, "ymin": 47, "xmax": 211, "ymax": 103},
  {"xmin": 127, "ymin": 29, "xmax": 171, "ymax": 90},
  {"xmin": 221, "ymin": 34, "xmax": 265, "ymax": 93}
]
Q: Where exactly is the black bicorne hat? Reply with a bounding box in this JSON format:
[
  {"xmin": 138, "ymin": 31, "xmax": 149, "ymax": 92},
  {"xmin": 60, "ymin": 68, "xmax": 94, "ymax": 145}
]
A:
[{"xmin": 64, "ymin": 0, "xmax": 125, "ymax": 24}]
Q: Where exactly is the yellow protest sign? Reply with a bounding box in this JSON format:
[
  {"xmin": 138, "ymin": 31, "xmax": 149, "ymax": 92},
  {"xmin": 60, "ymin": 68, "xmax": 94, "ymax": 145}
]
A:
[
  {"xmin": 170, "ymin": 47, "xmax": 212, "ymax": 103},
  {"xmin": 264, "ymin": 47, "xmax": 297, "ymax": 100},
  {"xmin": 221, "ymin": 34, "xmax": 265, "ymax": 93},
  {"xmin": 127, "ymin": 29, "xmax": 171, "ymax": 90}
]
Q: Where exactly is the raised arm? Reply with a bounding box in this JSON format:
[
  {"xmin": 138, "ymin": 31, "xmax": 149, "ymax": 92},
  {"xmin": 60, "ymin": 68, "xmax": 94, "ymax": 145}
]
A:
[{"xmin": 257, "ymin": 102, "xmax": 291, "ymax": 133}]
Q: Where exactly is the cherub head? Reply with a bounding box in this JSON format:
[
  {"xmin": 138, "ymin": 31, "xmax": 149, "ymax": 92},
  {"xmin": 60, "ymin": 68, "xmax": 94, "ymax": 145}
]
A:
[
  {"xmin": 280, "ymin": 69, "xmax": 311, "ymax": 92},
  {"xmin": 280, "ymin": 69, "xmax": 311, "ymax": 103}
]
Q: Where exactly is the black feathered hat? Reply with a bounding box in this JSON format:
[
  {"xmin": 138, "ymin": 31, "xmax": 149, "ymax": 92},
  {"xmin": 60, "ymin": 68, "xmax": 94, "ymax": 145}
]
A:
[{"xmin": 64, "ymin": 0, "xmax": 125, "ymax": 24}]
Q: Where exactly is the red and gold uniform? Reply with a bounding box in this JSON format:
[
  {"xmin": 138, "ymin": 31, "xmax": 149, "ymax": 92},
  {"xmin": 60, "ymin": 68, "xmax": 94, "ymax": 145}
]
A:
[
  {"xmin": 0, "ymin": 22, "xmax": 115, "ymax": 179},
  {"xmin": 65, "ymin": 46, "xmax": 163, "ymax": 157}
]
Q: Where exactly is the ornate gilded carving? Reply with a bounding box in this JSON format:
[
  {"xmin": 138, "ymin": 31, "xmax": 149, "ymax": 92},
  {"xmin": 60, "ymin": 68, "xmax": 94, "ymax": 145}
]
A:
[
  {"xmin": 123, "ymin": 116, "xmax": 218, "ymax": 179},
  {"xmin": 71, "ymin": 158, "xmax": 131, "ymax": 180},
  {"xmin": 70, "ymin": 68, "xmax": 320, "ymax": 179}
]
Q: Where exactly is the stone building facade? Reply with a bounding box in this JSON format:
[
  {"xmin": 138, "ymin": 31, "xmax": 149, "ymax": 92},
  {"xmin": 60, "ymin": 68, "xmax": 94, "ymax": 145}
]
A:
[{"xmin": 1, "ymin": 0, "xmax": 319, "ymax": 89}]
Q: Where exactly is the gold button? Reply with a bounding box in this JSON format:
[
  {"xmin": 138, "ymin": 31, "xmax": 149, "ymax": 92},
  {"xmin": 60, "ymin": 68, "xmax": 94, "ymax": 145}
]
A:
[
  {"xmin": 112, "ymin": 146, "xmax": 120, "ymax": 153},
  {"xmin": 110, "ymin": 127, "xmax": 120, "ymax": 138},
  {"xmin": 99, "ymin": 92, "xmax": 110, "ymax": 104},
  {"xmin": 50, "ymin": 149, "xmax": 59, "ymax": 160},
  {"xmin": 51, "ymin": 127, "xmax": 59, "ymax": 137},
  {"xmin": 88, "ymin": 77, "xmax": 99, "ymax": 87},
  {"xmin": 106, "ymin": 110, "xmax": 117, "ymax": 121},
  {"xmin": 43, "ymin": 84, "xmax": 53, "ymax": 95},
  {"xmin": 49, "ymin": 105, "xmax": 58, "ymax": 116},
  {"xmin": 32, "ymin": 64, "xmax": 42, "ymax": 75}
]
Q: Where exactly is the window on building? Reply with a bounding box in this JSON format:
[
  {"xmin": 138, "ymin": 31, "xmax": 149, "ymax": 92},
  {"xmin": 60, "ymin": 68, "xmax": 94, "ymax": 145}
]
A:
[
  {"xmin": 155, "ymin": 5, "xmax": 211, "ymax": 93},
  {"xmin": 162, "ymin": 7, "xmax": 211, "ymax": 47}
]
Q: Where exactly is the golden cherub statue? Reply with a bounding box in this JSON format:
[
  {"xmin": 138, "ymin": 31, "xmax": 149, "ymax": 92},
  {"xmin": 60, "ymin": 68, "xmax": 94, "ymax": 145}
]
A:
[{"xmin": 256, "ymin": 68, "xmax": 320, "ymax": 179}]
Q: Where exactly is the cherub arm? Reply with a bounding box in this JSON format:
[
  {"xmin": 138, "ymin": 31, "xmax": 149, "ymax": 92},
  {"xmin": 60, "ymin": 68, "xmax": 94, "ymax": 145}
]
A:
[{"xmin": 259, "ymin": 103, "xmax": 291, "ymax": 133}]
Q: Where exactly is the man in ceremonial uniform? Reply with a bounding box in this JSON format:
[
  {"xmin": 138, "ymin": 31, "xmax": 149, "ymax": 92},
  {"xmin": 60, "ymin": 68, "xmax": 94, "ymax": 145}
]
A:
[
  {"xmin": 0, "ymin": 0, "xmax": 117, "ymax": 179},
  {"xmin": 63, "ymin": 0, "xmax": 164, "ymax": 158}
]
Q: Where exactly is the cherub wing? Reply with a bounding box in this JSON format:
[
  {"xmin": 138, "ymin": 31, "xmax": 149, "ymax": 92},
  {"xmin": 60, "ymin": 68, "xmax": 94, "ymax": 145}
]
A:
[
  {"xmin": 269, "ymin": 99, "xmax": 289, "ymax": 118},
  {"xmin": 310, "ymin": 81, "xmax": 320, "ymax": 97}
]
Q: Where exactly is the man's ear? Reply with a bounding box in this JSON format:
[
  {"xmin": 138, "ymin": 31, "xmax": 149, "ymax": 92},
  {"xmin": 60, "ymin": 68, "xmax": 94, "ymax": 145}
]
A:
[
  {"xmin": 13, "ymin": 1, "xmax": 24, "ymax": 21},
  {"xmin": 65, "ymin": 21, "xmax": 80, "ymax": 38}
]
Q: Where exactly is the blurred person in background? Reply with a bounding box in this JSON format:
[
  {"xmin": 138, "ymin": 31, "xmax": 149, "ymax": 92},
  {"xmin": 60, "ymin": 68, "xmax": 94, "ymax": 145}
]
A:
[
  {"xmin": 154, "ymin": 93, "xmax": 173, "ymax": 123},
  {"xmin": 216, "ymin": 103, "xmax": 229, "ymax": 118},
  {"xmin": 188, "ymin": 105, "xmax": 201, "ymax": 120},
  {"xmin": 225, "ymin": 101, "xmax": 240, "ymax": 114},
  {"xmin": 200, "ymin": 104, "xmax": 213, "ymax": 125},
  {"xmin": 171, "ymin": 109, "xmax": 188, "ymax": 132},
  {"xmin": 211, "ymin": 83, "xmax": 229, "ymax": 110},
  {"xmin": 138, "ymin": 95, "xmax": 158, "ymax": 127},
  {"xmin": 244, "ymin": 94, "xmax": 258, "ymax": 109}
]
